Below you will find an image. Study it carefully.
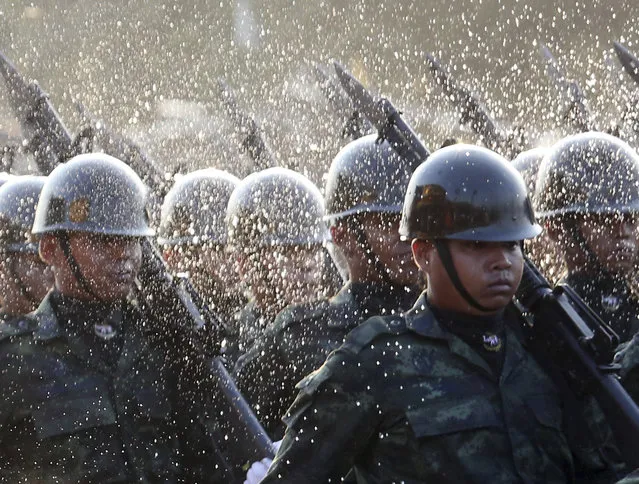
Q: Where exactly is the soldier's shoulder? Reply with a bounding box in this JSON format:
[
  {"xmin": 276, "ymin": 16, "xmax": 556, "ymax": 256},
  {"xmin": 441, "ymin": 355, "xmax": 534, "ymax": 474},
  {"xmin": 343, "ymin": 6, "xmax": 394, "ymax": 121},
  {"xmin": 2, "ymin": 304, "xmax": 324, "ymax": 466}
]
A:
[
  {"xmin": 0, "ymin": 314, "xmax": 38, "ymax": 344},
  {"xmin": 273, "ymin": 299, "xmax": 333, "ymax": 332},
  {"xmin": 339, "ymin": 314, "xmax": 408, "ymax": 355}
]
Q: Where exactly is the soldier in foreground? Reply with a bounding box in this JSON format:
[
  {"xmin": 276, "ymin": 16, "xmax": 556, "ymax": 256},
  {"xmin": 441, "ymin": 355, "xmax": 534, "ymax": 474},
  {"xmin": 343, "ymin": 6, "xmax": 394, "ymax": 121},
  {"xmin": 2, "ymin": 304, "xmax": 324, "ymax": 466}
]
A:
[
  {"xmin": 261, "ymin": 145, "xmax": 623, "ymax": 483},
  {"xmin": 234, "ymin": 134, "xmax": 421, "ymax": 438},
  {"xmin": 0, "ymin": 175, "xmax": 52, "ymax": 320},
  {"xmin": 0, "ymin": 154, "xmax": 227, "ymax": 482},
  {"xmin": 535, "ymin": 132, "xmax": 639, "ymax": 344},
  {"xmin": 224, "ymin": 167, "xmax": 329, "ymax": 363},
  {"xmin": 158, "ymin": 168, "xmax": 243, "ymax": 321}
]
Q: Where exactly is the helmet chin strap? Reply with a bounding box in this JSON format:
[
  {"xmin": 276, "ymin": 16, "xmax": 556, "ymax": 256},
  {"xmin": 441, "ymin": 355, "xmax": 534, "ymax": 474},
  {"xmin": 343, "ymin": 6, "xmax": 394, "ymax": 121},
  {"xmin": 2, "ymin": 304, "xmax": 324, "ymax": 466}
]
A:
[
  {"xmin": 565, "ymin": 217, "xmax": 617, "ymax": 280},
  {"xmin": 57, "ymin": 233, "xmax": 102, "ymax": 301},
  {"xmin": 350, "ymin": 216, "xmax": 395, "ymax": 286},
  {"xmin": 433, "ymin": 239, "xmax": 493, "ymax": 313}
]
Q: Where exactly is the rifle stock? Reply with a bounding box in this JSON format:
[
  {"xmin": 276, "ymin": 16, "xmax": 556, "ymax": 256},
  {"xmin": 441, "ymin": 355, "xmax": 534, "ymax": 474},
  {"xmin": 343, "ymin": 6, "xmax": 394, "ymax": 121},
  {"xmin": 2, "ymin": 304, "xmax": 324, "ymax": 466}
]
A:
[{"xmin": 312, "ymin": 63, "xmax": 372, "ymax": 140}]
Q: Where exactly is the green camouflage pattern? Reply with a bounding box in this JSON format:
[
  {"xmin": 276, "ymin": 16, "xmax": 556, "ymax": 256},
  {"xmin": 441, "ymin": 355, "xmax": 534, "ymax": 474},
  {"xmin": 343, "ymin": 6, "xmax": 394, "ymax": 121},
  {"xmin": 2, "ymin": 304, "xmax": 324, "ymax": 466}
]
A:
[
  {"xmin": 616, "ymin": 334, "xmax": 639, "ymax": 404},
  {"xmin": 0, "ymin": 293, "xmax": 225, "ymax": 483},
  {"xmin": 262, "ymin": 294, "xmax": 621, "ymax": 483},
  {"xmin": 233, "ymin": 281, "xmax": 417, "ymax": 437}
]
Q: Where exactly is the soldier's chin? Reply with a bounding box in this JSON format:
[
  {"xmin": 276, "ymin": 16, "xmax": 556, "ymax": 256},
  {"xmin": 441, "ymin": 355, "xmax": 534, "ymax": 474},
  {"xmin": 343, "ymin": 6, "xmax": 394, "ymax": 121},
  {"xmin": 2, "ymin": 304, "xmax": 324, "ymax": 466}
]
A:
[{"xmin": 98, "ymin": 281, "xmax": 134, "ymax": 302}]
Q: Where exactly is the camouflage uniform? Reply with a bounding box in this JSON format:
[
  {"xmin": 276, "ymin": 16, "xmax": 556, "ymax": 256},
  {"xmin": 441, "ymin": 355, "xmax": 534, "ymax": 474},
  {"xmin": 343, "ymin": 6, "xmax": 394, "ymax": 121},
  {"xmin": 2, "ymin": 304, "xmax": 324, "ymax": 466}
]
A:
[
  {"xmin": 616, "ymin": 334, "xmax": 639, "ymax": 404},
  {"xmin": 564, "ymin": 272, "xmax": 639, "ymax": 345},
  {"xmin": 233, "ymin": 281, "xmax": 418, "ymax": 437},
  {"xmin": 0, "ymin": 292, "xmax": 226, "ymax": 483},
  {"xmin": 262, "ymin": 295, "xmax": 621, "ymax": 483}
]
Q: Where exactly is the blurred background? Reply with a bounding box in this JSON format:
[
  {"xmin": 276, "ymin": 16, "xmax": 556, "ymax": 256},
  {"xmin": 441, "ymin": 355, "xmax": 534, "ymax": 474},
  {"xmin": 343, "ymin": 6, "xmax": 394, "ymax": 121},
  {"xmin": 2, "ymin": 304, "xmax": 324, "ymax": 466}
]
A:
[{"xmin": 0, "ymin": 0, "xmax": 638, "ymax": 183}]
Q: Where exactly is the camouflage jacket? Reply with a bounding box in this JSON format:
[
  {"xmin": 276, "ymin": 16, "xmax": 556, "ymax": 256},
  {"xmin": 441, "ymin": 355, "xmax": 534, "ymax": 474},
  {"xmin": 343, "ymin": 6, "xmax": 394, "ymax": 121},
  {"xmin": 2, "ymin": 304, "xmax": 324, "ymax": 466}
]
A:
[
  {"xmin": 564, "ymin": 271, "xmax": 639, "ymax": 345},
  {"xmin": 0, "ymin": 292, "xmax": 226, "ymax": 483},
  {"xmin": 262, "ymin": 294, "xmax": 620, "ymax": 484},
  {"xmin": 233, "ymin": 281, "xmax": 417, "ymax": 438}
]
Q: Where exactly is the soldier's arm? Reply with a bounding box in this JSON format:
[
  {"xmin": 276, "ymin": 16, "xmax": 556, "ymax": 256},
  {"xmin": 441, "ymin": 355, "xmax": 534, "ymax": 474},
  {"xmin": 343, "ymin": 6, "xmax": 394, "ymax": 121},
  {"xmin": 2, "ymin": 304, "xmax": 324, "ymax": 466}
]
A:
[{"xmin": 261, "ymin": 349, "xmax": 380, "ymax": 483}]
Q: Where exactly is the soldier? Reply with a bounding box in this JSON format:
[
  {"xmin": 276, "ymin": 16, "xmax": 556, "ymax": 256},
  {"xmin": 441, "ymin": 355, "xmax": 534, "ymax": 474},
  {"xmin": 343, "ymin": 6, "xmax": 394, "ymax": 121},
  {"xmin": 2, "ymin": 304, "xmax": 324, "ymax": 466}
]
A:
[
  {"xmin": 0, "ymin": 153, "xmax": 228, "ymax": 482},
  {"xmin": 260, "ymin": 144, "xmax": 624, "ymax": 483},
  {"xmin": 535, "ymin": 132, "xmax": 639, "ymax": 344},
  {"xmin": 234, "ymin": 134, "xmax": 422, "ymax": 438},
  {"xmin": 158, "ymin": 168, "xmax": 243, "ymax": 321},
  {"xmin": 511, "ymin": 147, "xmax": 563, "ymax": 283},
  {"xmin": 0, "ymin": 175, "xmax": 52, "ymax": 320},
  {"xmin": 224, "ymin": 167, "xmax": 328, "ymax": 363}
]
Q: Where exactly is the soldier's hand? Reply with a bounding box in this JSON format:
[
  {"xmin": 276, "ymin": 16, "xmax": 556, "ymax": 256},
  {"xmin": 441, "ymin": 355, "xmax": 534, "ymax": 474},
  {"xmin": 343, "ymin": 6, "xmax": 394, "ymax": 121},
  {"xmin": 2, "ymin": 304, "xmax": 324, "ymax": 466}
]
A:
[{"xmin": 243, "ymin": 440, "xmax": 281, "ymax": 484}]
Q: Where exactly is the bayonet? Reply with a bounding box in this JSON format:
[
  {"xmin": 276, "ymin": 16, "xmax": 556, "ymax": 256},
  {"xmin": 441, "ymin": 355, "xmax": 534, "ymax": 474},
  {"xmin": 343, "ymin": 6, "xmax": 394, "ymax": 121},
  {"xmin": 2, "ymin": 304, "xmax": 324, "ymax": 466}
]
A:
[
  {"xmin": 333, "ymin": 61, "xmax": 429, "ymax": 164},
  {"xmin": 0, "ymin": 51, "xmax": 72, "ymax": 174}
]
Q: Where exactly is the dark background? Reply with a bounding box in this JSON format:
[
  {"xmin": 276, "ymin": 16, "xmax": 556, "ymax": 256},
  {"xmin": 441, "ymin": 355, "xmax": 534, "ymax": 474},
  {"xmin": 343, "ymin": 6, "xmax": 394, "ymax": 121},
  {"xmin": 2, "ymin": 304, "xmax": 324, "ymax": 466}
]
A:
[{"xmin": 0, "ymin": 0, "xmax": 637, "ymax": 182}]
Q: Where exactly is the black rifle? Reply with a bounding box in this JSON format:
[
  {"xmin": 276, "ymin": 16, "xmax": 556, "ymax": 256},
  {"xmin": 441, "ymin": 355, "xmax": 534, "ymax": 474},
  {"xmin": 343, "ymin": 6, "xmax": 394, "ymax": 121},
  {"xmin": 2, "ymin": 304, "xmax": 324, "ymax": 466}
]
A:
[
  {"xmin": 137, "ymin": 239, "xmax": 276, "ymax": 474},
  {"xmin": 312, "ymin": 63, "xmax": 373, "ymax": 140},
  {"xmin": 424, "ymin": 53, "xmax": 517, "ymax": 155},
  {"xmin": 333, "ymin": 61, "xmax": 430, "ymax": 165},
  {"xmin": 538, "ymin": 44, "xmax": 592, "ymax": 133},
  {"xmin": 516, "ymin": 258, "xmax": 639, "ymax": 468},
  {"xmin": 611, "ymin": 41, "xmax": 639, "ymax": 136},
  {"xmin": 0, "ymin": 50, "xmax": 72, "ymax": 174},
  {"xmin": 217, "ymin": 79, "xmax": 276, "ymax": 170},
  {"xmin": 337, "ymin": 64, "xmax": 639, "ymax": 466}
]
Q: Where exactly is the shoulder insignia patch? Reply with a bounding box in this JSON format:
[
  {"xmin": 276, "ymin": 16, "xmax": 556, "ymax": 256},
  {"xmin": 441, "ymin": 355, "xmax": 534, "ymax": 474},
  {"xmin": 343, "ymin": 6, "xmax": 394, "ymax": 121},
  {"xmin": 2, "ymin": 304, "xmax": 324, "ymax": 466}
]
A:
[
  {"xmin": 0, "ymin": 316, "xmax": 37, "ymax": 343},
  {"xmin": 295, "ymin": 363, "xmax": 332, "ymax": 396},
  {"xmin": 341, "ymin": 315, "xmax": 407, "ymax": 354}
]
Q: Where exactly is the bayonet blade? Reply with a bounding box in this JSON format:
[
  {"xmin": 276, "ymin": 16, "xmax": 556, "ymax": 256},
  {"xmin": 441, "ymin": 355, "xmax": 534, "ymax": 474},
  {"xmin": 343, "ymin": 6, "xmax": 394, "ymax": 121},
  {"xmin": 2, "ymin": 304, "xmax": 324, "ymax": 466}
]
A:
[{"xmin": 613, "ymin": 41, "xmax": 639, "ymax": 87}]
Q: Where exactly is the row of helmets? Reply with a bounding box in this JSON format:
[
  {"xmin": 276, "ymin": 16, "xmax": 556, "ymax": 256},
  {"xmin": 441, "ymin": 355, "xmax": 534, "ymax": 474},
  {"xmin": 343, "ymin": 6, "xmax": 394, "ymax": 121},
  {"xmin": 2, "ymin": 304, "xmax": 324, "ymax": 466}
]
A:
[
  {"xmin": 0, "ymin": 131, "xmax": 636, "ymax": 253},
  {"xmin": 0, "ymin": 133, "xmax": 419, "ymax": 252}
]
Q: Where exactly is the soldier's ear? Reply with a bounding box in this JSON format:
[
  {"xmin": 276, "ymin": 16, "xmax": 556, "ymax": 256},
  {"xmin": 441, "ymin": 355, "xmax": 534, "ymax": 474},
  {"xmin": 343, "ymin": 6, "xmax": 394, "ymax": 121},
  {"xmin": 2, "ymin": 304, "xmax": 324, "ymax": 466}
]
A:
[
  {"xmin": 411, "ymin": 239, "xmax": 434, "ymax": 272},
  {"xmin": 38, "ymin": 234, "xmax": 59, "ymax": 266},
  {"xmin": 544, "ymin": 220, "xmax": 561, "ymax": 243}
]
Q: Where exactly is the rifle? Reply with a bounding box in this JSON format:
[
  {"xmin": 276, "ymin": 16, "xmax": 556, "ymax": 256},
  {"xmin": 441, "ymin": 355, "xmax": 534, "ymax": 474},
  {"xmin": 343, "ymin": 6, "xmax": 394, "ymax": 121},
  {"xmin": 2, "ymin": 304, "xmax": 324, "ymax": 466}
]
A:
[
  {"xmin": 333, "ymin": 61, "xmax": 430, "ymax": 165},
  {"xmin": 137, "ymin": 239, "xmax": 276, "ymax": 475},
  {"xmin": 538, "ymin": 44, "xmax": 592, "ymax": 133},
  {"xmin": 336, "ymin": 63, "xmax": 639, "ymax": 466},
  {"xmin": 611, "ymin": 41, "xmax": 639, "ymax": 136},
  {"xmin": 217, "ymin": 79, "xmax": 276, "ymax": 170},
  {"xmin": 0, "ymin": 51, "xmax": 72, "ymax": 174},
  {"xmin": 1, "ymin": 63, "xmax": 277, "ymax": 471},
  {"xmin": 74, "ymin": 102, "xmax": 168, "ymax": 198},
  {"xmin": 423, "ymin": 53, "xmax": 511, "ymax": 153},
  {"xmin": 516, "ymin": 258, "xmax": 639, "ymax": 468},
  {"xmin": 613, "ymin": 41, "xmax": 639, "ymax": 88},
  {"xmin": 312, "ymin": 63, "xmax": 373, "ymax": 140}
]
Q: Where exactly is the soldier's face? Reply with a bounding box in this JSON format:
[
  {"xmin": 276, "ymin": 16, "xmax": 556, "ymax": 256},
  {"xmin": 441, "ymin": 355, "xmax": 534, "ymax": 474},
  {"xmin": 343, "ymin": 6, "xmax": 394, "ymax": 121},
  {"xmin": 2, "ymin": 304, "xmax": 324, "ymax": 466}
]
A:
[
  {"xmin": 0, "ymin": 252, "xmax": 52, "ymax": 314},
  {"xmin": 578, "ymin": 213, "xmax": 638, "ymax": 276},
  {"xmin": 47, "ymin": 233, "xmax": 142, "ymax": 302},
  {"xmin": 414, "ymin": 239, "xmax": 524, "ymax": 315},
  {"xmin": 238, "ymin": 244, "xmax": 324, "ymax": 313},
  {"xmin": 358, "ymin": 213, "xmax": 419, "ymax": 285}
]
